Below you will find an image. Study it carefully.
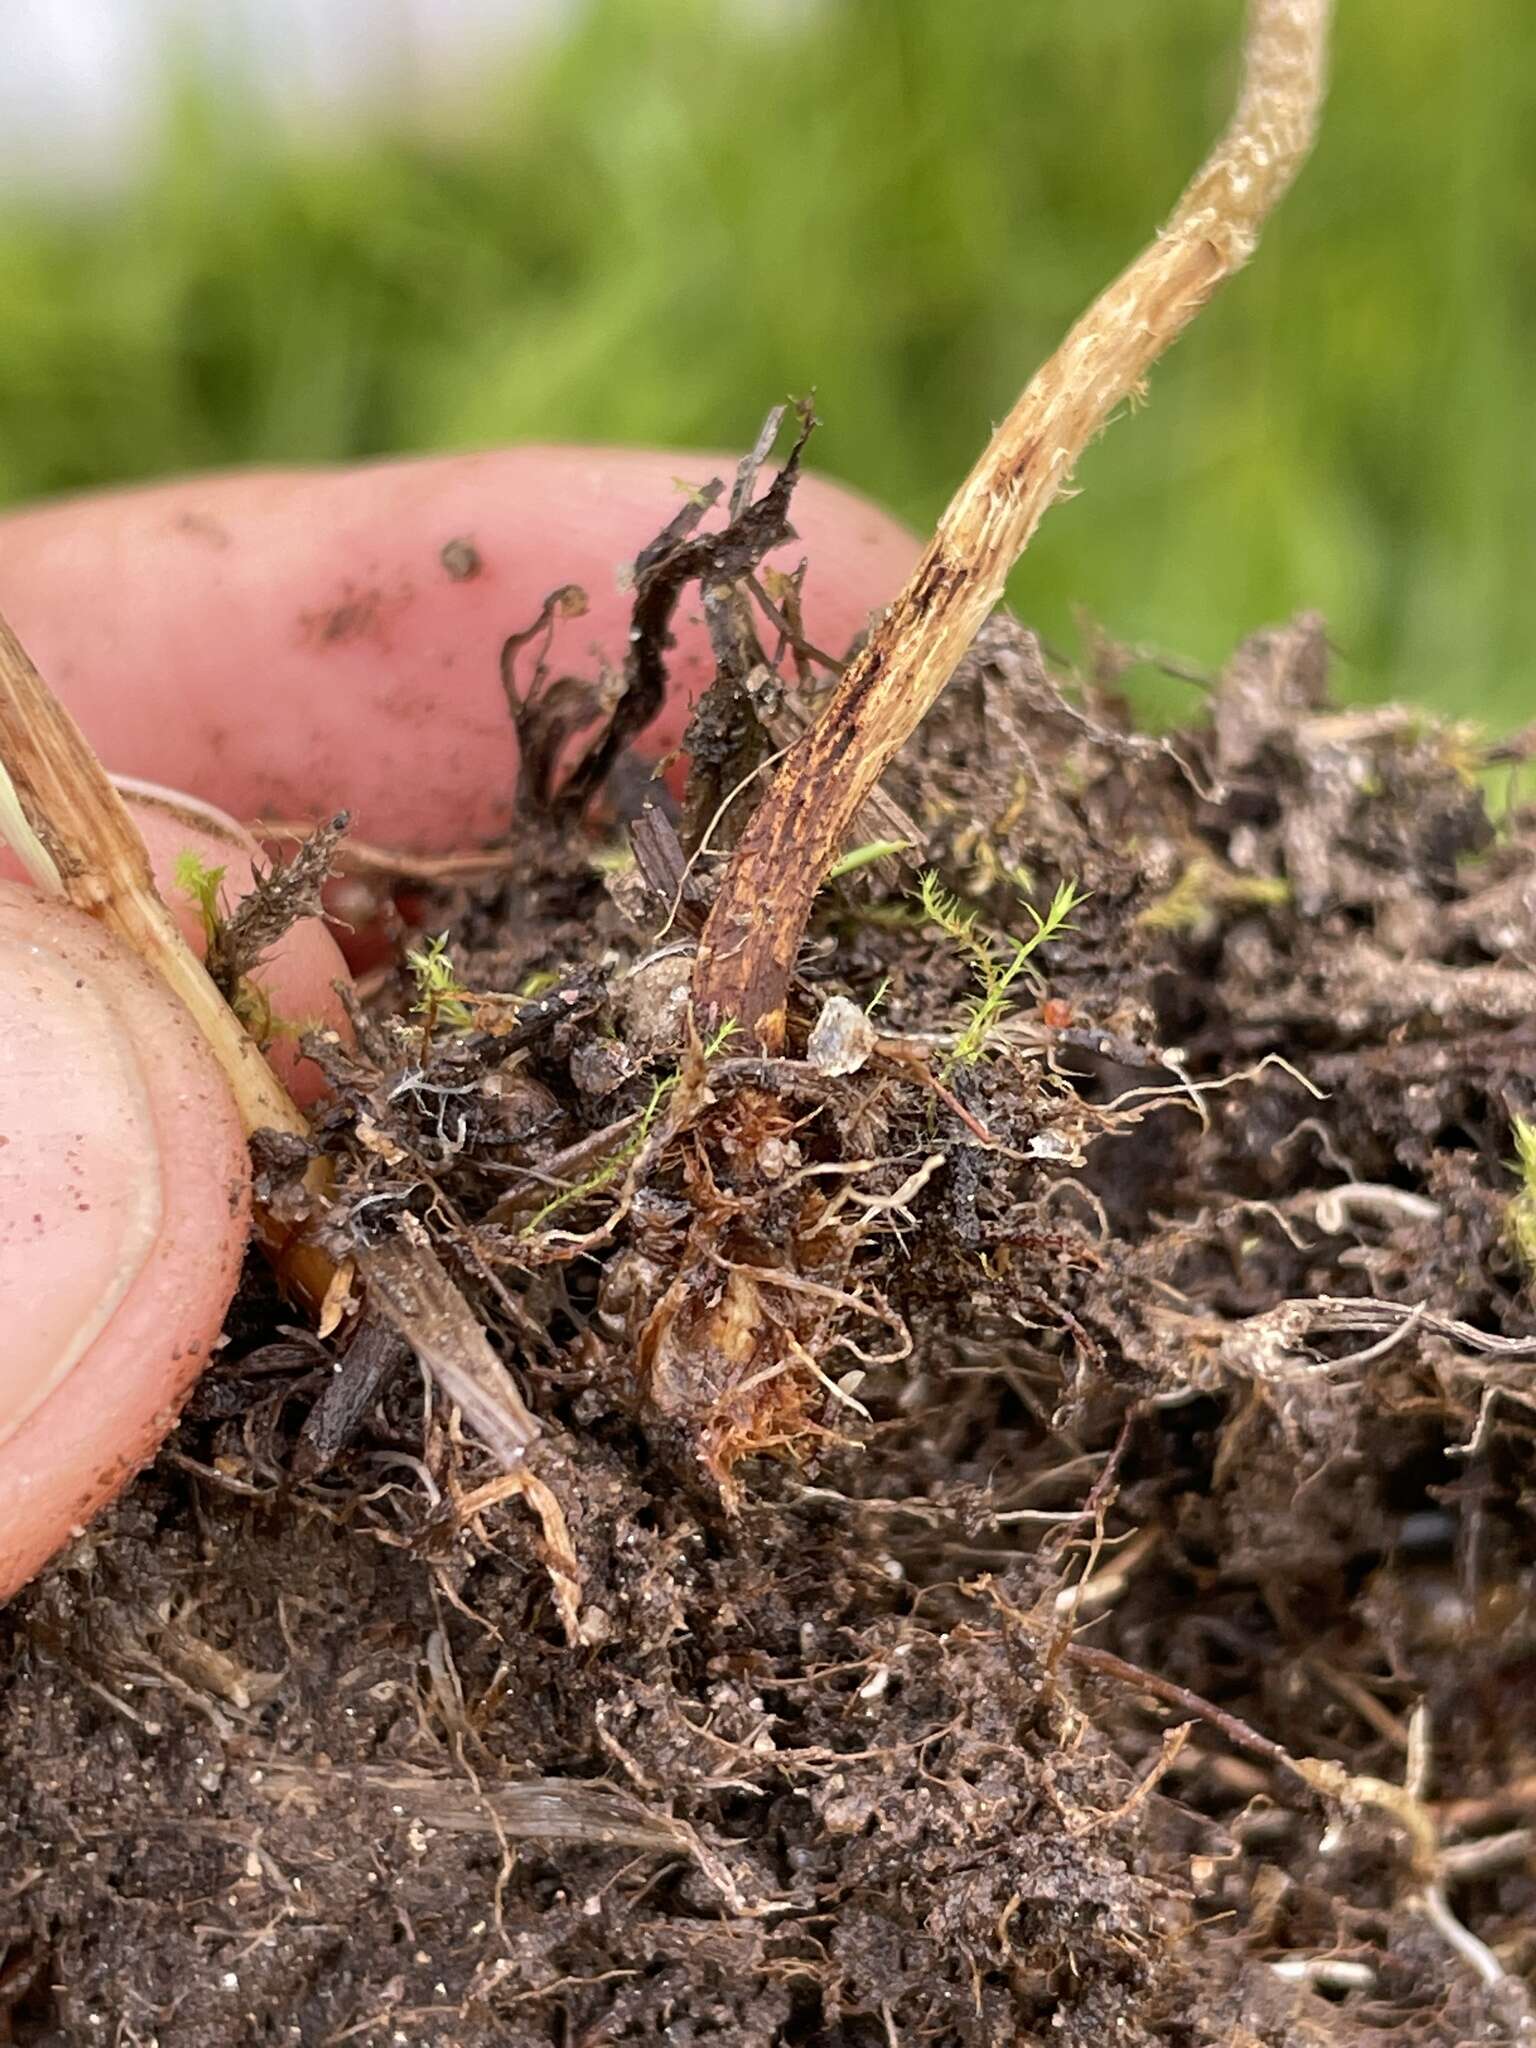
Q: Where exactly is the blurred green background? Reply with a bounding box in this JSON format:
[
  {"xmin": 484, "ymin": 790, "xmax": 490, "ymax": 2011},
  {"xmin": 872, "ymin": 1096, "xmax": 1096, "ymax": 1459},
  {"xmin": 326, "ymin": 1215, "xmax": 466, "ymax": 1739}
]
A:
[{"xmin": 1, "ymin": 0, "xmax": 1532, "ymax": 721}]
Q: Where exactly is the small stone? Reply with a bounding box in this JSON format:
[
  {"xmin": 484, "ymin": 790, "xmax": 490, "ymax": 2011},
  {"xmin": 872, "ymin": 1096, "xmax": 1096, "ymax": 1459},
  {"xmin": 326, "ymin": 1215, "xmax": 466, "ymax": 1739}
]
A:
[
  {"xmin": 620, "ymin": 950, "xmax": 694, "ymax": 1056},
  {"xmin": 439, "ymin": 536, "xmax": 482, "ymax": 582},
  {"xmin": 570, "ymin": 1035, "xmax": 632, "ymax": 1099},
  {"xmin": 481, "ymin": 1064, "xmax": 560, "ymax": 1145},
  {"xmin": 807, "ymin": 995, "xmax": 877, "ymax": 1077},
  {"xmin": 755, "ymin": 1134, "xmax": 801, "ymax": 1181}
]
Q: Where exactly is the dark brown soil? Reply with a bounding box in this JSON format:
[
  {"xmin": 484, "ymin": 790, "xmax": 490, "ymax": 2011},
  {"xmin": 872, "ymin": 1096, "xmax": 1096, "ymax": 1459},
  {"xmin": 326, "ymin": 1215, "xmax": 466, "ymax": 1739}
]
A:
[{"xmin": 5, "ymin": 486, "xmax": 1536, "ymax": 2044}]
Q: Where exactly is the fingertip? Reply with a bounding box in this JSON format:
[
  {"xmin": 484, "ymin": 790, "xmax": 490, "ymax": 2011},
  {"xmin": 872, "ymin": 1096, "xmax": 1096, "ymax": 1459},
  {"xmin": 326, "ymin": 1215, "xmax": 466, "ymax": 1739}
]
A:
[{"xmin": 0, "ymin": 882, "xmax": 251, "ymax": 1601}]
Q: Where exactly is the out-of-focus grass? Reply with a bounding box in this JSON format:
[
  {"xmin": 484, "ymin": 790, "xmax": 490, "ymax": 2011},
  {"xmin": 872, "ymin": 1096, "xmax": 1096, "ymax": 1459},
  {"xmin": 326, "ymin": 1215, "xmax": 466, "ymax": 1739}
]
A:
[{"xmin": 1, "ymin": 0, "xmax": 1532, "ymax": 720}]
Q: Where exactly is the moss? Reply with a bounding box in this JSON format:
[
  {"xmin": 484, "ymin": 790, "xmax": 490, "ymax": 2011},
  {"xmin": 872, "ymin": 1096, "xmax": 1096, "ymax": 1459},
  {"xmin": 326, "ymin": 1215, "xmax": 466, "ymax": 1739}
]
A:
[
  {"xmin": 1137, "ymin": 855, "xmax": 1290, "ymax": 936},
  {"xmin": 1508, "ymin": 1117, "xmax": 1536, "ymax": 1273}
]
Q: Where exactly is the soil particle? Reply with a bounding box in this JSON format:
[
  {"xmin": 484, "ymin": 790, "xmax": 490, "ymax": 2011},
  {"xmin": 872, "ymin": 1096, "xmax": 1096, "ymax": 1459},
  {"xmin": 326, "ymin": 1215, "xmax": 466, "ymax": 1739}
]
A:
[
  {"xmin": 299, "ymin": 581, "xmax": 413, "ymax": 651},
  {"xmin": 440, "ymin": 537, "xmax": 484, "ymax": 583}
]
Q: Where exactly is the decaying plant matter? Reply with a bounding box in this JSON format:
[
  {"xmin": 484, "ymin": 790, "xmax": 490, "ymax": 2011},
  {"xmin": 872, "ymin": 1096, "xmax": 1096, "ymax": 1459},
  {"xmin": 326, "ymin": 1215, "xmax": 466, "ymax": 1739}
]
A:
[
  {"xmin": 693, "ymin": 0, "xmax": 1333, "ymax": 1048},
  {"xmin": 11, "ymin": 572, "xmax": 1536, "ymax": 2038}
]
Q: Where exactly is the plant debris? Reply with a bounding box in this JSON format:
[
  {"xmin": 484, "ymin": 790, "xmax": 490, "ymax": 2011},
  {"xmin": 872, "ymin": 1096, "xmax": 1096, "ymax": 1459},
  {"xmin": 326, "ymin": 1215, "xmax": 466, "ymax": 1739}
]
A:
[
  {"xmin": 5, "ymin": 430, "xmax": 1536, "ymax": 2041},
  {"xmin": 200, "ymin": 810, "xmax": 350, "ymax": 1005}
]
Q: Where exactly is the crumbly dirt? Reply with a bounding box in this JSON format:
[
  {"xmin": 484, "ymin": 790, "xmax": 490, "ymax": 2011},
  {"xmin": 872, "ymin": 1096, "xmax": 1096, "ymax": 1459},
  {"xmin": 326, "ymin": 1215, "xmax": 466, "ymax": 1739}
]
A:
[{"xmin": 5, "ymin": 466, "xmax": 1536, "ymax": 2045}]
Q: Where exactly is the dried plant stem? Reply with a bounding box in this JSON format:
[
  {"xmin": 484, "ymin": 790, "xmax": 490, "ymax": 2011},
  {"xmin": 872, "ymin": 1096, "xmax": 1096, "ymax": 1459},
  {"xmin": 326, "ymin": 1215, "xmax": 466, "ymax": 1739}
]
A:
[
  {"xmin": 0, "ymin": 610, "xmax": 335, "ymax": 1310},
  {"xmin": 0, "ymin": 616, "xmax": 306, "ymax": 1138},
  {"xmin": 693, "ymin": 0, "xmax": 1333, "ymax": 1048},
  {"xmin": 0, "ymin": 611, "xmax": 541, "ymax": 1455}
]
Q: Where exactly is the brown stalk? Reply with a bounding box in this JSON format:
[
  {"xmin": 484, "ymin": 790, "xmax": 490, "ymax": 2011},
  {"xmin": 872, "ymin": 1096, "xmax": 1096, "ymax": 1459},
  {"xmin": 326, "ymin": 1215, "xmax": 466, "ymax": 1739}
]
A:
[
  {"xmin": 0, "ymin": 612, "xmax": 337, "ymax": 1312},
  {"xmin": 693, "ymin": 0, "xmax": 1333, "ymax": 1048},
  {"xmin": 0, "ymin": 616, "xmax": 308, "ymax": 1142},
  {"xmin": 0, "ymin": 612, "xmax": 542, "ymax": 1458}
]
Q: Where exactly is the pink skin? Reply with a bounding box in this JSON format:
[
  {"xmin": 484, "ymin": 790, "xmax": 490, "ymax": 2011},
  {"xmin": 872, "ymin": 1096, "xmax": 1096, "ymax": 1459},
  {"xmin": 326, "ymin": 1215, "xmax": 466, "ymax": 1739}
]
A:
[
  {"xmin": 1, "ymin": 779, "xmax": 353, "ymax": 1107},
  {"xmin": 0, "ymin": 882, "xmax": 251, "ymax": 1599},
  {"xmin": 0, "ymin": 446, "xmax": 919, "ymax": 1596}
]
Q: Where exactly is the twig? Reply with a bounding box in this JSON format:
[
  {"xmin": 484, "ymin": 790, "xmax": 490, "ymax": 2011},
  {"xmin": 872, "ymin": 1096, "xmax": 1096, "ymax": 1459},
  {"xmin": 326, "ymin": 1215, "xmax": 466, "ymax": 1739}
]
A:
[
  {"xmin": 693, "ymin": 0, "xmax": 1332, "ymax": 1047},
  {"xmin": 0, "ymin": 615, "xmax": 307, "ymax": 1142},
  {"xmin": 0, "ymin": 606, "xmax": 543, "ymax": 1468},
  {"xmin": 260, "ymin": 822, "xmax": 522, "ymax": 884},
  {"xmin": 248, "ymin": 1761, "xmax": 690, "ymax": 1852},
  {"xmin": 1064, "ymin": 1641, "xmax": 1310, "ymax": 1786},
  {"xmin": 0, "ymin": 608, "xmax": 337, "ymax": 1312},
  {"xmin": 363, "ymin": 1236, "xmax": 539, "ymax": 1466},
  {"xmin": 293, "ymin": 1315, "xmax": 414, "ymax": 1477}
]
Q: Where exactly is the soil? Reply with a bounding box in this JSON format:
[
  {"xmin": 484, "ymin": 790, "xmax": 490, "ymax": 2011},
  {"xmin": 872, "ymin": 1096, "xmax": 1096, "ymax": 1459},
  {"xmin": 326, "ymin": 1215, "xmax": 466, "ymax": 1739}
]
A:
[{"xmin": 4, "ymin": 480, "xmax": 1536, "ymax": 2045}]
